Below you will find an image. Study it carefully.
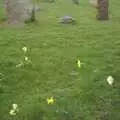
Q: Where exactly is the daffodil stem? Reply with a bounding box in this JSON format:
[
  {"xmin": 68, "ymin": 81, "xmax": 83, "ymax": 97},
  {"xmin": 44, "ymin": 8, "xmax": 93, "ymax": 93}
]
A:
[{"xmin": 12, "ymin": 116, "xmax": 14, "ymax": 120}]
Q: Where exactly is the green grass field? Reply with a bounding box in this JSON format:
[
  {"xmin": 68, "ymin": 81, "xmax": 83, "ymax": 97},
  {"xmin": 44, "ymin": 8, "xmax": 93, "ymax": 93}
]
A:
[{"xmin": 0, "ymin": 0, "xmax": 120, "ymax": 120}]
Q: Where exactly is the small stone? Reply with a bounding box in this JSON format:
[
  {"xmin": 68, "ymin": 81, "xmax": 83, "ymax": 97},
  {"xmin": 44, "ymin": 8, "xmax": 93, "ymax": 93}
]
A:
[{"xmin": 59, "ymin": 16, "xmax": 75, "ymax": 24}]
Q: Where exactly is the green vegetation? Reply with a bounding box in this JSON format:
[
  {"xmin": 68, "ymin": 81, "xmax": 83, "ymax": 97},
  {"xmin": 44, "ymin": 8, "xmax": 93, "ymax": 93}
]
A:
[
  {"xmin": 0, "ymin": 0, "xmax": 120, "ymax": 120},
  {"xmin": 0, "ymin": 0, "xmax": 6, "ymax": 23}
]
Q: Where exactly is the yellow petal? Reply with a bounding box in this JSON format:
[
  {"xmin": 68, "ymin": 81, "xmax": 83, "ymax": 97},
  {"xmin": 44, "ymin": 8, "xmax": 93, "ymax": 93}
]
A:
[
  {"xmin": 9, "ymin": 109, "xmax": 16, "ymax": 116},
  {"xmin": 107, "ymin": 76, "xmax": 114, "ymax": 86},
  {"xmin": 12, "ymin": 104, "xmax": 18, "ymax": 110},
  {"xmin": 24, "ymin": 56, "xmax": 28, "ymax": 61},
  {"xmin": 22, "ymin": 46, "xmax": 27, "ymax": 52},
  {"xmin": 47, "ymin": 97, "xmax": 54, "ymax": 104},
  {"xmin": 77, "ymin": 60, "xmax": 81, "ymax": 68}
]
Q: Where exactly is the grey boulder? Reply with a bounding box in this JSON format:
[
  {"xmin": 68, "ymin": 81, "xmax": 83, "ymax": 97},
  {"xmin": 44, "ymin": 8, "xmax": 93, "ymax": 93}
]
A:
[{"xmin": 59, "ymin": 16, "xmax": 75, "ymax": 24}]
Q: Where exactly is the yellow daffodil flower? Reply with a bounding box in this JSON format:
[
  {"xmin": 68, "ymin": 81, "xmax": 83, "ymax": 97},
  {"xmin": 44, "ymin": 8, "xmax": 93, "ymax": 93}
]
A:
[
  {"xmin": 106, "ymin": 76, "xmax": 114, "ymax": 86},
  {"xmin": 9, "ymin": 104, "xmax": 19, "ymax": 116},
  {"xmin": 24, "ymin": 56, "xmax": 28, "ymax": 61},
  {"xmin": 77, "ymin": 59, "xmax": 84, "ymax": 68},
  {"xmin": 12, "ymin": 104, "xmax": 18, "ymax": 110},
  {"xmin": 22, "ymin": 46, "xmax": 27, "ymax": 53},
  {"xmin": 47, "ymin": 97, "xmax": 54, "ymax": 104},
  {"xmin": 9, "ymin": 109, "xmax": 16, "ymax": 116},
  {"xmin": 77, "ymin": 60, "xmax": 81, "ymax": 68}
]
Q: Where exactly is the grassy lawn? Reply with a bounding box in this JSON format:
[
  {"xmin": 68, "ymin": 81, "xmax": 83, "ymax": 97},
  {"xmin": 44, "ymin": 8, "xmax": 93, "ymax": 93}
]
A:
[{"xmin": 0, "ymin": 0, "xmax": 120, "ymax": 119}]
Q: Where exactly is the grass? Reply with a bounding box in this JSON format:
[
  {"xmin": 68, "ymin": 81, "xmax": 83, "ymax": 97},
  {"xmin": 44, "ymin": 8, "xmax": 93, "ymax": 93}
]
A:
[{"xmin": 0, "ymin": 0, "xmax": 120, "ymax": 119}]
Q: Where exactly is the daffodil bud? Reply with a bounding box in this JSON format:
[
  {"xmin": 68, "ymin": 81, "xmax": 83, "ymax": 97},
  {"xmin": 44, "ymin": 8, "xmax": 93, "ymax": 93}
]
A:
[
  {"xmin": 22, "ymin": 46, "xmax": 27, "ymax": 53},
  {"xmin": 77, "ymin": 60, "xmax": 81, "ymax": 68}
]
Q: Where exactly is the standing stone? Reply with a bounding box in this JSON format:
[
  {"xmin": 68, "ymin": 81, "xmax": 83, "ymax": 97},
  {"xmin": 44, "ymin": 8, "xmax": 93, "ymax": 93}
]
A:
[
  {"xmin": 97, "ymin": 0, "xmax": 109, "ymax": 20},
  {"xmin": 4, "ymin": 0, "xmax": 34, "ymax": 25},
  {"xmin": 90, "ymin": 0, "xmax": 97, "ymax": 7}
]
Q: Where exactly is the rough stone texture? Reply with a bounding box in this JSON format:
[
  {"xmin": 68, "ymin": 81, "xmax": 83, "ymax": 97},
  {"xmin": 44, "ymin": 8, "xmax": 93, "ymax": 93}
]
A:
[
  {"xmin": 4, "ymin": 0, "xmax": 34, "ymax": 25},
  {"xmin": 97, "ymin": 0, "xmax": 109, "ymax": 20},
  {"xmin": 35, "ymin": 5, "xmax": 41, "ymax": 12},
  {"xmin": 90, "ymin": 0, "xmax": 97, "ymax": 7},
  {"xmin": 59, "ymin": 16, "xmax": 75, "ymax": 24}
]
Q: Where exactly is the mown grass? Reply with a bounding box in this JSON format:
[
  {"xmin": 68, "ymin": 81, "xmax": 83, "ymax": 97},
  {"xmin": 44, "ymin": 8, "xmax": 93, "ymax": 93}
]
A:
[{"xmin": 0, "ymin": 0, "xmax": 120, "ymax": 120}]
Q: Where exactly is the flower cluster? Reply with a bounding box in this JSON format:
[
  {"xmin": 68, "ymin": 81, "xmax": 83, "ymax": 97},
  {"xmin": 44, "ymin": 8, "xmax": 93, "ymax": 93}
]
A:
[
  {"xmin": 22, "ymin": 46, "xmax": 30, "ymax": 62},
  {"xmin": 77, "ymin": 59, "xmax": 84, "ymax": 68},
  {"xmin": 16, "ymin": 46, "xmax": 31, "ymax": 68},
  {"xmin": 77, "ymin": 59, "xmax": 115, "ymax": 86},
  {"xmin": 47, "ymin": 97, "xmax": 54, "ymax": 104},
  {"xmin": 9, "ymin": 104, "xmax": 19, "ymax": 116}
]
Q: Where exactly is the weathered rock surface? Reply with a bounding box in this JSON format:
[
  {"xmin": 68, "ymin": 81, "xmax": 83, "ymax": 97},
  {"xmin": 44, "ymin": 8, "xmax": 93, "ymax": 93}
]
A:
[
  {"xmin": 4, "ymin": 0, "xmax": 34, "ymax": 25},
  {"xmin": 97, "ymin": 0, "xmax": 109, "ymax": 20},
  {"xmin": 59, "ymin": 16, "xmax": 75, "ymax": 24},
  {"xmin": 90, "ymin": 0, "xmax": 98, "ymax": 7}
]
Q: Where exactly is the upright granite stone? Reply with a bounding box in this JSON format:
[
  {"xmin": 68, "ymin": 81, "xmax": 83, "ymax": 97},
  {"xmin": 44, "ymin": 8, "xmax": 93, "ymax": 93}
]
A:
[
  {"xmin": 97, "ymin": 0, "xmax": 109, "ymax": 20},
  {"xmin": 90, "ymin": 0, "xmax": 97, "ymax": 7},
  {"xmin": 4, "ymin": 0, "xmax": 34, "ymax": 25}
]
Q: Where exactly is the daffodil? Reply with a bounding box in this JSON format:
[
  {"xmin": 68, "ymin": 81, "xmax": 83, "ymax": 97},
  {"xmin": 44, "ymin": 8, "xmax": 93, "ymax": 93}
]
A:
[
  {"xmin": 24, "ymin": 56, "xmax": 28, "ymax": 61},
  {"xmin": 77, "ymin": 59, "xmax": 84, "ymax": 68},
  {"xmin": 9, "ymin": 109, "xmax": 16, "ymax": 116},
  {"xmin": 12, "ymin": 104, "xmax": 18, "ymax": 110},
  {"xmin": 22, "ymin": 46, "xmax": 27, "ymax": 53},
  {"xmin": 106, "ymin": 76, "xmax": 114, "ymax": 86},
  {"xmin": 9, "ymin": 104, "xmax": 19, "ymax": 116},
  {"xmin": 47, "ymin": 97, "xmax": 54, "ymax": 104}
]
